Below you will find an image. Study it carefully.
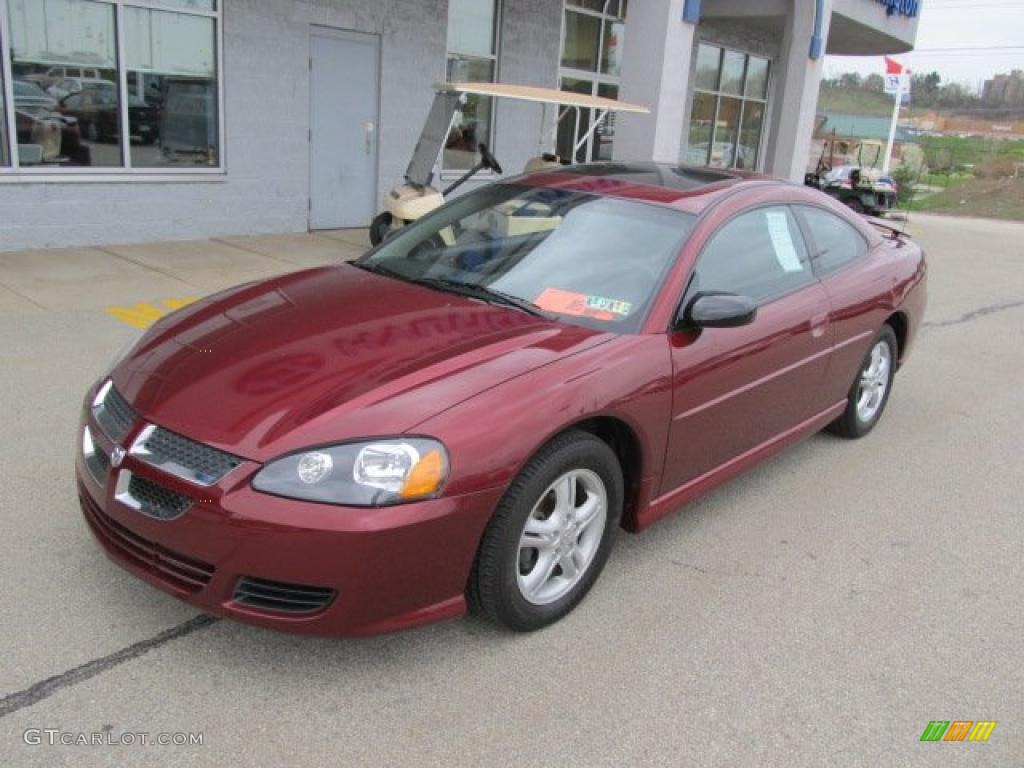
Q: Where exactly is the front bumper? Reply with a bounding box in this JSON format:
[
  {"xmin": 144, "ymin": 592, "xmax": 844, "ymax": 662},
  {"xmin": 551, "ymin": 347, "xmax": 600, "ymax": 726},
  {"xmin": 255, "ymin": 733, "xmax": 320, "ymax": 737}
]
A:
[{"xmin": 75, "ymin": 389, "xmax": 503, "ymax": 637}]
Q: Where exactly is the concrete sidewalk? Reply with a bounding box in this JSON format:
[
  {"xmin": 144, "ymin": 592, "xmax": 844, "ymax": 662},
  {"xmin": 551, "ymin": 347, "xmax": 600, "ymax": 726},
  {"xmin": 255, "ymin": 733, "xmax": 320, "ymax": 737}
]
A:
[{"xmin": 0, "ymin": 228, "xmax": 369, "ymax": 319}]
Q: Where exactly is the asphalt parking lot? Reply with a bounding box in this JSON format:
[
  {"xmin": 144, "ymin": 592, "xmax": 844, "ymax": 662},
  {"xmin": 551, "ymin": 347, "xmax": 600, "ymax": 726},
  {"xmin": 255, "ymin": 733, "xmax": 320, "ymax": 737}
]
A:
[{"xmin": 0, "ymin": 214, "xmax": 1021, "ymax": 767}]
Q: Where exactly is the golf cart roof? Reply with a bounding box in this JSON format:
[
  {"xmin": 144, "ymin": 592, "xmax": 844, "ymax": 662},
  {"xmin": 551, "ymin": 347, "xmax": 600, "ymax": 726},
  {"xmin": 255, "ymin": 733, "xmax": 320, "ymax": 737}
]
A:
[{"xmin": 440, "ymin": 82, "xmax": 650, "ymax": 114}]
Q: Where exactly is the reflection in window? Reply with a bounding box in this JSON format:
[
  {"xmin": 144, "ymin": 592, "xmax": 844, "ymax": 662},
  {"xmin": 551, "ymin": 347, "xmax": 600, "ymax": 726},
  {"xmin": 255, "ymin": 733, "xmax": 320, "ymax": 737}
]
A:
[
  {"xmin": 2, "ymin": 0, "xmax": 222, "ymax": 173},
  {"xmin": 685, "ymin": 92, "xmax": 715, "ymax": 165},
  {"xmin": 7, "ymin": 0, "xmax": 120, "ymax": 167},
  {"xmin": 685, "ymin": 44, "xmax": 770, "ymax": 171},
  {"xmin": 126, "ymin": 7, "xmax": 218, "ymax": 167},
  {"xmin": 562, "ymin": 12, "xmax": 600, "ymax": 71},
  {"xmin": 444, "ymin": 0, "xmax": 500, "ymax": 172},
  {"xmin": 558, "ymin": 1, "xmax": 628, "ymax": 163}
]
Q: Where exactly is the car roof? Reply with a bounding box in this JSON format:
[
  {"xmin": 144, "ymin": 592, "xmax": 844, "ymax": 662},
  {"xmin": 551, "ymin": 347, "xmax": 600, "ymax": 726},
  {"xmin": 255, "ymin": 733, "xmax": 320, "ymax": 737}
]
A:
[{"xmin": 518, "ymin": 161, "xmax": 783, "ymax": 215}]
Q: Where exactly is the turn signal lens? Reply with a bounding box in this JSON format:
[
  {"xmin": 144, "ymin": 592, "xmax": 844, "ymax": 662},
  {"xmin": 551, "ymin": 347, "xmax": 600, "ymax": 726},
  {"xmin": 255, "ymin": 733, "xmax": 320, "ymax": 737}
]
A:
[{"xmin": 400, "ymin": 449, "xmax": 447, "ymax": 499}]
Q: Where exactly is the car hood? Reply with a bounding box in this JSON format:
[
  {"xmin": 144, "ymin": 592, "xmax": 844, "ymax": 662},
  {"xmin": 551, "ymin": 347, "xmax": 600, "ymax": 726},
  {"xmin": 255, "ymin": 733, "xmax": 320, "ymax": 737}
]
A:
[{"xmin": 112, "ymin": 264, "xmax": 610, "ymax": 461}]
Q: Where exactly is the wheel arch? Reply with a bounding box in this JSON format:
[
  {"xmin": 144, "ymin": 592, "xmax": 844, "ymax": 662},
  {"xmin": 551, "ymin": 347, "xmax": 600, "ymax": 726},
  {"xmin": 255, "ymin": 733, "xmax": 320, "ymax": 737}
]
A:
[
  {"xmin": 558, "ymin": 415, "xmax": 645, "ymax": 531},
  {"xmin": 885, "ymin": 311, "xmax": 909, "ymax": 367}
]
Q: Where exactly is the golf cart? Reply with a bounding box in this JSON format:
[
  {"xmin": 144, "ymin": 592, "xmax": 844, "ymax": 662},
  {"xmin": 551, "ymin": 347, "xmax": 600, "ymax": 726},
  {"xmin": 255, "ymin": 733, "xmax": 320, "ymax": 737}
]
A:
[
  {"xmin": 804, "ymin": 133, "xmax": 897, "ymax": 216},
  {"xmin": 368, "ymin": 81, "xmax": 649, "ymax": 245}
]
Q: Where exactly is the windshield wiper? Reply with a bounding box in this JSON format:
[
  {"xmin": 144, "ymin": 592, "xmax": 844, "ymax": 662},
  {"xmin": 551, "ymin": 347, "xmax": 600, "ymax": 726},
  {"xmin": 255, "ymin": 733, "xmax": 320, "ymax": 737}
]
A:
[
  {"xmin": 351, "ymin": 261, "xmax": 408, "ymax": 280},
  {"xmin": 409, "ymin": 277, "xmax": 552, "ymax": 319}
]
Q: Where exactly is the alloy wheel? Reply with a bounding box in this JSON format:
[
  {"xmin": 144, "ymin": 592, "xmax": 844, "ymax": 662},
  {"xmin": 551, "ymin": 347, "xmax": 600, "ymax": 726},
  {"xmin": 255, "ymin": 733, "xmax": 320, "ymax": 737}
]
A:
[
  {"xmin": 516, "ymin": 469, "xmax": 608, "ymax": 606},
  {"xmin": 856, "ymin": 340, "xmax": 892, "ymax": 423}
]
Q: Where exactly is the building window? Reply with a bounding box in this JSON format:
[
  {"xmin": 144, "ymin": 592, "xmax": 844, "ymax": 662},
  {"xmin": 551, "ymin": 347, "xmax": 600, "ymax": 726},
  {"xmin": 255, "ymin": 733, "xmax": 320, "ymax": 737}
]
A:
[
  {"xmin": 557, "ymin": 0, "xmax": 627, "ymax": 163},
  {"xmin": 0, "ymin": 0, "xmax": 222, "ymax": 176},
  {"xmin": 685, "ymin": 43, "xmax": 769, "ymax": 171},
  {"xmin": 444, "ymin": 0, "xmax": 500, "ymax": 172}
]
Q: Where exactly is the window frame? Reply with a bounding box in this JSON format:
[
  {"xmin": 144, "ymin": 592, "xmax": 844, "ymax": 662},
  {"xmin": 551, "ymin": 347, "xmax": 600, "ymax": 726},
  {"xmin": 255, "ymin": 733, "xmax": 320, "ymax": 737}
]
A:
[
  {"xmin": 441, "ymin": 0, "xmax": 502, "ymax": 177},
  {"xmin": 557, "ymin": 0, "xmax": 628, "ymax": 163},
  {"xmin": 685, "ymin": 42, "xmax": 772, "ymax": 172},
  {"xmin": 0, "ymin": 0, "xmax": 225, "ymax": 182},
  {"xmin": 792, "ymin": 203, "xmax": 871, "ymax": 280},
  {"xmin": 677, "ymin": 204, "xmax": 819, "ymax": 321}
]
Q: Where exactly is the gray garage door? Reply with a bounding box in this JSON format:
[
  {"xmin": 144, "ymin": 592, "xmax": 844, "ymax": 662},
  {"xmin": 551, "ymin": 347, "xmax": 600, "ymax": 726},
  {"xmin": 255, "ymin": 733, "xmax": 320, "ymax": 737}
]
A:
[{"xmin": 309, "ymin": 27, "xmax": 380, "ymax": 230}]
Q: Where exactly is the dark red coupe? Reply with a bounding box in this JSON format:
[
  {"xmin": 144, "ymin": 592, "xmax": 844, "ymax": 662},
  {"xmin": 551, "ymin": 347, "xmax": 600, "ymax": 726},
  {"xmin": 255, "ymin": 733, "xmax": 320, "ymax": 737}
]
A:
[{"xmin": 76, "ymin": 163, "xmax": 927, "ymax": 636}]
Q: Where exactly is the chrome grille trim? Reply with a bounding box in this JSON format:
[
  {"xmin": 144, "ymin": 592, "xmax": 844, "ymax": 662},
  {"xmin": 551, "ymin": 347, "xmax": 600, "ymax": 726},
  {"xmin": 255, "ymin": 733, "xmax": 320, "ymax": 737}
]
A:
[
  {"xmin": 130, "ymin": 424, "xmax": 243, "ymax": 487},
  {"xmin": 81, "ymin": 426, "xmax": 110, "ymax": 486},
  {"xmin": 92, "ymin": 381, "xmax": 136, "ymax": 443}
]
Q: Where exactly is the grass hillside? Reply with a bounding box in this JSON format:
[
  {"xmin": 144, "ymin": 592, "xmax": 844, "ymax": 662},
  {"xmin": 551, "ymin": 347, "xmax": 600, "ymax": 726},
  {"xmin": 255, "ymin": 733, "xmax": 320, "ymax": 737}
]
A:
[
  {"xmin": 818, "ymin": 86, "xmax": 895, "ymax": 116},
  {"xmin": 912, "ymin": 178, "xmax": 1024, "ymax": 221}
]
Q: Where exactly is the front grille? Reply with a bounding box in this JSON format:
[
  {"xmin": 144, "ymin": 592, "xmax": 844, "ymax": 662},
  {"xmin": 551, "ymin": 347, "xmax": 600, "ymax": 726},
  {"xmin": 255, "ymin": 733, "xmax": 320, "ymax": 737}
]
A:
[
  {"xmin": 127, "ymin": 474, "xmax": 192, "ymax": 520},
  {"xmin": 232, "ymin": 576, "xmax": 336, "ymax": 614},
  {"xmin": 79, "ymin": 489, "xmax": 214, "ymax": 593},
  {"xmin": 95, "ymin": 385, "xmax": 136, "ymax": 442},
  {"xmin": 133, "ymin": 426, "xmax": 243, "ymax": 486}
]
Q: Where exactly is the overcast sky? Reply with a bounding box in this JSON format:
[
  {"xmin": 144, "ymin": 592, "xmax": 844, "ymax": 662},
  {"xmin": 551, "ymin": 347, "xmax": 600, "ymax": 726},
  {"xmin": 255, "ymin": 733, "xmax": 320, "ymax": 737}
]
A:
[{"xmin": 823, "ymin": 1, "xmax": 1024, "ymax": 90}]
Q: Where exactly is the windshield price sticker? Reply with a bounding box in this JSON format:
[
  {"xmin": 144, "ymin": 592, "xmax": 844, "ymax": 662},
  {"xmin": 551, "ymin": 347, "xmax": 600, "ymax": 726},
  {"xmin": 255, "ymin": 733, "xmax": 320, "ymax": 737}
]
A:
[{"xmin": 534, "ymin": 288, "xmax": 633, "ymax": 321}]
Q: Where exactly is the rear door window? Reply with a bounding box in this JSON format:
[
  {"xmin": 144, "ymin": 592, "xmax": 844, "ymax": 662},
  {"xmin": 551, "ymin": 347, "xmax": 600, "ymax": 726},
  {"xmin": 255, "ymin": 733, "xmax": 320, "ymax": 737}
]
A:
[{"xmin": 796, "ymin": 206, "xmax": 869, "ymax": 277}]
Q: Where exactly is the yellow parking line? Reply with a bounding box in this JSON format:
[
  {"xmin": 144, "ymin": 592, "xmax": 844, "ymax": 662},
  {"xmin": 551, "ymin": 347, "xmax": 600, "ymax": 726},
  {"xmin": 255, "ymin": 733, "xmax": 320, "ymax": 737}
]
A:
[{"xmin": 104, "ymin": 297, "xmax": 199, "ymax": 329}]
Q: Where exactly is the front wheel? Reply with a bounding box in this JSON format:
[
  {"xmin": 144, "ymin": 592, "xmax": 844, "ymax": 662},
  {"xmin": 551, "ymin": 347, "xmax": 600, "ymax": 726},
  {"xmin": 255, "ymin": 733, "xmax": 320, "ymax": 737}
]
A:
[
  {"xmin": 468, "ymin": 431, "xmax": 623, "ymax": 632},
  {"xmin": 828, "ymin": 326, "xmax": 897, "ymax": 438}
]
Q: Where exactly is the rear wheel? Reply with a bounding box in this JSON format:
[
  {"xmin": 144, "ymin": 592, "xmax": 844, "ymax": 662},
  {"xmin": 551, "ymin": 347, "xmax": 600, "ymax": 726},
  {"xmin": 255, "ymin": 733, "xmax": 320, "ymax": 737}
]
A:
[
  {"xmin": 468, "ymin": 431, "xmax": 623, "ymax": 631},
  {"xmin": 828, "ymin": 326, "xmax": 897, "ymax": 438},
  {"xmin": 844, "ymin": 197, "xmax": 866, "ymax": 215}
]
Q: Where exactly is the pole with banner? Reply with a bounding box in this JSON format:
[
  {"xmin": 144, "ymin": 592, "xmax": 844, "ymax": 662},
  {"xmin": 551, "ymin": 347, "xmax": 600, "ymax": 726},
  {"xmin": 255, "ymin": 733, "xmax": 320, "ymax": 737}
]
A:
[{"xmin": 882, "ymin": 57, "xmax": 909, "ymax": 175}]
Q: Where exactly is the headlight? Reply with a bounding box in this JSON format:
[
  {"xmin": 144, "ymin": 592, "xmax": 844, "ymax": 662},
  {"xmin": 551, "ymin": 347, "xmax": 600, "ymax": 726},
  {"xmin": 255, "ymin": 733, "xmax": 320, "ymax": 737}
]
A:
[{"xmin": 252, "ymin": 438, "xmax": 449, "ymax": 506}]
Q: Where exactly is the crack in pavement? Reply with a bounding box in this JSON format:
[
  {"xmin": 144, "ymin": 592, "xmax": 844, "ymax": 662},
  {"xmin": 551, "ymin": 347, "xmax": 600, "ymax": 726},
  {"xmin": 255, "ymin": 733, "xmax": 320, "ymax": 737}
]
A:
[
  {"xmin": 923, "ymin": 299, "xmax": 1024, "ymax": 330},
  {"xmin": 0, "ymin": 615, "xmax": 219, "ymax": 719}
]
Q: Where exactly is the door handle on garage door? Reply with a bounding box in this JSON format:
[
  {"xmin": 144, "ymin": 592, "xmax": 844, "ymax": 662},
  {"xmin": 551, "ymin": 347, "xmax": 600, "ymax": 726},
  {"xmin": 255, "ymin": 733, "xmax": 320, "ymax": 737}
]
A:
[{"xmin": 365, "ymin": 122, "xmax": 375, "ymax": 155}]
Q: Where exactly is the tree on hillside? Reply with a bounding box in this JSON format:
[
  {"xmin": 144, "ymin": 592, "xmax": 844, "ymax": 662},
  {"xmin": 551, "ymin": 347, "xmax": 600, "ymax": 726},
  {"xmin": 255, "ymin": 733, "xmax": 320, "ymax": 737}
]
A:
[
  {"xmin": 864, "ymin": 73, "xmax": 885, "ymax": 93},
  {"xmin": 911, "ymin": 72, "xmax": 941, "ymax": 105}
]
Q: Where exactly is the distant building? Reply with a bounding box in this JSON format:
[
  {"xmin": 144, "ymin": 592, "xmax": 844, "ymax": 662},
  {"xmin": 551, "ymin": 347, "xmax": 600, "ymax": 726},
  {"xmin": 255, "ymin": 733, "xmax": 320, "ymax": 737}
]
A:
[{"xmin": 983, "ymin": 70, "xmax": 1024, "ymax": 108}]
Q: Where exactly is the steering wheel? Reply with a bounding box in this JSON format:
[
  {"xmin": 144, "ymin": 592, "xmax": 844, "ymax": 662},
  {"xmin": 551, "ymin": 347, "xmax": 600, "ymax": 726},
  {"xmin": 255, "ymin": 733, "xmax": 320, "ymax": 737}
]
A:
[{"xmin": 478, "ymin": 143, "xmax": 503, "ymax": 175}]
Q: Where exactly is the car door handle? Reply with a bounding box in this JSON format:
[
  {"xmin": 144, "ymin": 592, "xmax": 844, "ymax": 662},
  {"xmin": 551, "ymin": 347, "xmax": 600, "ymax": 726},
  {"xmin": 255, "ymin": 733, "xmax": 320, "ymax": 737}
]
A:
[{"xmin": 810, "ymin": 312, "xmax": 829, "ymax": 338}]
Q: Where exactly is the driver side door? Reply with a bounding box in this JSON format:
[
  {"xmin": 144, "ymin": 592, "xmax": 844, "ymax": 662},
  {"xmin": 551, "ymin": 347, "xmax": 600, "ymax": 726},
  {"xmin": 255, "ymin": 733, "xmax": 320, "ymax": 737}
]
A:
[{"xmin": 660, "ymin": 205, "xmax": 833, "ymax": 495}]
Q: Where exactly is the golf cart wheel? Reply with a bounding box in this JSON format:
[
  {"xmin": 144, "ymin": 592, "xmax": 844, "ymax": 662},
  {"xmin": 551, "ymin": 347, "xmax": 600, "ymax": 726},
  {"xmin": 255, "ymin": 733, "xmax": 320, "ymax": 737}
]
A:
[
  {"xmin": 845, "ymin": 198, "xmax": 866, "ymax": 215},
  {"xmin": 369, "ymin": 212, "xmax": 393, "ymax": 246}
]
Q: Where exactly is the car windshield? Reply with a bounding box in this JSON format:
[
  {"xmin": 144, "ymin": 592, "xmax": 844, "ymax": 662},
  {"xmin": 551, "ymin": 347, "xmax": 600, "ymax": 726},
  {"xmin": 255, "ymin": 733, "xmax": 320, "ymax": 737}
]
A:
[{"xmin": 358, "ymin": 184, "xmax": 694, "ymax": 333}]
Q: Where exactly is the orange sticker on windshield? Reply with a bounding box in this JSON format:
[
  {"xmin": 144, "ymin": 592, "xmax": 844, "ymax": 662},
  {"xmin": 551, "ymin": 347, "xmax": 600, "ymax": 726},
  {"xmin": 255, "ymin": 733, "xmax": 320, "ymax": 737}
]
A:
[{"xmin": 534, "ymin": 288, "xmax": 631, "ymax": 321}]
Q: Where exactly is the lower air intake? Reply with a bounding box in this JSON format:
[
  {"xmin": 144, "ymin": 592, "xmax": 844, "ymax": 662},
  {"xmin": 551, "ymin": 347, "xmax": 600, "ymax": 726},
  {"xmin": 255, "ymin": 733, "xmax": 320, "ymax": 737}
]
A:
[{"xmin": 231, "ymin": 576, "xmax": 336, "ymax": 614}]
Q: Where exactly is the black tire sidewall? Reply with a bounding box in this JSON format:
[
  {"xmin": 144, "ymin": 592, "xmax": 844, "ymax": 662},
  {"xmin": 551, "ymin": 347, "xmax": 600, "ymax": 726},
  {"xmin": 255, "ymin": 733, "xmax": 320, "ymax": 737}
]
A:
[
  {"xmin": 488, "ymin": 433, "xmax": 623, "ymax": 631},
  {"xmin": 369, "ymin": 212, "xmax": 392, "ymax": 246}
]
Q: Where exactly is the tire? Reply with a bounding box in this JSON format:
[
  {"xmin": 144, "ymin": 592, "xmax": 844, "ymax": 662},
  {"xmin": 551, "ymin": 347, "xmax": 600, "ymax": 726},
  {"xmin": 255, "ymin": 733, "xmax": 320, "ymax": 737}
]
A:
[
  {"xmin": 845, "ymin": 197, "xmax": 866, "ymax": 215},
  {"xmin": 828, "ymin": 326, "xmax": 898, "ymax": 439},
  {"xmin": 468, "ymin": 430, "xmax": 624, "ymax": 632},
  {"xmin": 369, "ymin": 212, "xmax": 393, "ymax": 246}
]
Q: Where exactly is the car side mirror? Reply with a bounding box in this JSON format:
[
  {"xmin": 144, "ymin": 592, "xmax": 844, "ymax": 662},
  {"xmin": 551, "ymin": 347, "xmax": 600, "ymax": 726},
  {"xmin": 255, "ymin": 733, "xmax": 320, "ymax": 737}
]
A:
[{"xmin": 679, "ymin": 292, "xmax": 757, "ymax": 329}]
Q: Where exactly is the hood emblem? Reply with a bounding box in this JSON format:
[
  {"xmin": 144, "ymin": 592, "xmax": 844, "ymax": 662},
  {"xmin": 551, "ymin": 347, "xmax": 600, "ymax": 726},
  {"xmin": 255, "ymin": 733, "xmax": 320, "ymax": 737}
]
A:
[{"xmin": 110, "ymin": 445, "xmax": 126, "ymax": 469}]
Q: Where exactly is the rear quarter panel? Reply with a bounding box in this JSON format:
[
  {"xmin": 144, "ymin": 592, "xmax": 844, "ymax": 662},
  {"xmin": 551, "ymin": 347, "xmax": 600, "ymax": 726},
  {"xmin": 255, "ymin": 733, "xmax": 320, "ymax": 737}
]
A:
[{"xmin": 817, "ymin": 227, "xmax": 927, "ymax": 407}]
